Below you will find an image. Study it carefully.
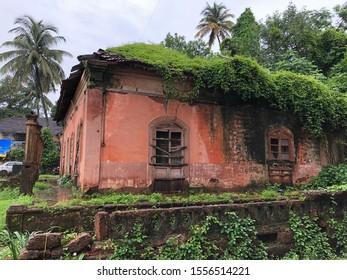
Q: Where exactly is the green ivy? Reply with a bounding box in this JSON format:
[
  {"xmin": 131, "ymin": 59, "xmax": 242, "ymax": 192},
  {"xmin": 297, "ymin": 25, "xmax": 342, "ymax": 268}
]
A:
[
  {"xmin": 109, "ymin": 223, "xmax": 147, "ymax": 260},
  {"xmin": 285, "ymin": 213, "xmax": 334, "ymax": 260},
  {"xmin": 328, "ymin": 212, "xmax": 347, "ymax": 257},
  {"xmin": 106, "ymin": 43, "xmax": 347, "ymax": 137},
  {"xmin": 109, "ymin": 212, "xmax": 268, "ymax": 260}
]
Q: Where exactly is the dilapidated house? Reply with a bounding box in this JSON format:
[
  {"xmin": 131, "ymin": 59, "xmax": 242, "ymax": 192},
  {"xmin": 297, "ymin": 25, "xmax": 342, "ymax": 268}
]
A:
[{"xmin": 54, "ymin": 44, "xmax": 346, "ymax": 193}]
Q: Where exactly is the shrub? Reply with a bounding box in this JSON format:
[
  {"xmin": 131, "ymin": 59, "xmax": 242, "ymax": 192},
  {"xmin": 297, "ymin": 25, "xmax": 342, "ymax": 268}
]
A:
[
  {"xmin": 109, "ymin": 223, "xmax": 147, "ymax": 260},
  {"xmin": 7, "ymin": 148, "xmax": 24, "ymax": 162},
  {"xmin": 307, "ymin": 164, "xmax": 347, "ymax": 189},
  {"xmin": 41, "ymin": 127, "xmax": 60, "ymax": 174}
]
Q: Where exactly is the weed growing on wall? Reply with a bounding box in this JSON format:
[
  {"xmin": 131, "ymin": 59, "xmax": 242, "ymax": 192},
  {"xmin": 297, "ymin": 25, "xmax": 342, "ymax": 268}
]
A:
[
  {"xmin": 284, "ymin": 213, "xmax": 334, "ymax": 260},
  {"xmin": 109, "ymin": 223, "xmax": 148, "ymax": 260},
  {"xmin": 56, "ymin": 192, "xmax": 238, "ymax": 207},
  {"xmin": 328, "ymin": 212, "xmax": 347, "ymax": 257},
  {"xmin": 109, "ymin": 212, "xmax": 268, "ymax": 260}
]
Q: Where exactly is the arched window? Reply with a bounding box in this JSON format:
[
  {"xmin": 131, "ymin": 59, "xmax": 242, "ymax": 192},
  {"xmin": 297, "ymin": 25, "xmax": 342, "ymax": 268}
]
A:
[
  {"xmin": 150, "ymin": 121, "xmax": 186, "ymax": 166},
  {"xmin": 268, "ymin": 128, "xmax": 294, "ymax": 161},
  {"xmin": 148, "ymin": 117, "xmax": 189, "ymax": 192}
]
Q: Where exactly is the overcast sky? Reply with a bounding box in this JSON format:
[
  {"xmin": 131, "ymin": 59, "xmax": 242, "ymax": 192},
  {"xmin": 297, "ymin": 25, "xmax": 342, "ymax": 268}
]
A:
[{"xmin": 0, "ymin": 0, "xmax": 344, "ymax": 102}]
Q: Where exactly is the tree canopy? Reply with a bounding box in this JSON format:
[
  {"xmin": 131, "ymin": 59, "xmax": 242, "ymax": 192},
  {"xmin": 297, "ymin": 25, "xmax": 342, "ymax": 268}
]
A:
[
  {"xmin": 161, "ymin": 32, "xmax": 210, "ymax": 58},
  {"xmin": 0, "ymin": 75, "xmax": 32, "ymax": 119},
  {"xmin": 221, "ymin": 8, "xmax": 260, "ymax": 59}
]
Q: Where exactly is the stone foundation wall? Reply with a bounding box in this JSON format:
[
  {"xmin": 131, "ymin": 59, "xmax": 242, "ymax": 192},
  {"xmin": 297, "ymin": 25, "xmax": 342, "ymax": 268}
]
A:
[{"xmin": 6, "ymin": 191, "xmax": 347, "ymax": 256}]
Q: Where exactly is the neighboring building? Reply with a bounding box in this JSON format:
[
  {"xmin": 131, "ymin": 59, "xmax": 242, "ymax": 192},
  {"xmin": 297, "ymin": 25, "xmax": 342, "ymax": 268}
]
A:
[
  {"xmin": 0, "ymin": 115, "xmax": 61, "ymax": 139},
  {"xmin": 55, "ymin": 48, "xmax": 346, "ymax": 193},
  {"xmin": 0, "ymin": 115, "xmax": 62, "ymax": 158}
]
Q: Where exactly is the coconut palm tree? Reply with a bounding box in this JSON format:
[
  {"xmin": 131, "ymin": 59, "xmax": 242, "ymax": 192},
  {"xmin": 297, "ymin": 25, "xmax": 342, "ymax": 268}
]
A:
[
  {"xmin": 195, "ymin": 2, "xmax": 235, "ymax": 49},
  {"xmin": 0, "ymin": 15, "xmax": 72, "ymax": 127},
  {"xmin": 23, "ymin": 75, "xmax": 53, "ymax": 117}
]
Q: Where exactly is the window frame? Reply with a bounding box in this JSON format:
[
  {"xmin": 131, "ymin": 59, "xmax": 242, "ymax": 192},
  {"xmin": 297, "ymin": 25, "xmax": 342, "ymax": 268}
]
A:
[
  {"xmin": 268, "ymin": 128, "xmax": 294, "ymax": 161},
  {"xmin": 150, "ymin": 122, "xmax": 186, "ymax": 167}
]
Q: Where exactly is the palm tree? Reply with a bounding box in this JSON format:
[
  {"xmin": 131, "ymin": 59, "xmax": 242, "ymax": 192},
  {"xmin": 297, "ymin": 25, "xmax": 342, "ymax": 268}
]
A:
[
  {"xmin": 23, "ymin": 76, "xmax": 53, "ymax": 117},
  {"xmin": 0, "ymin": 15, "xmax": 72, "ymax": 127},
  {"xmin": 195, "ymin": 2, "xmax": 235, "ymax": 49}
]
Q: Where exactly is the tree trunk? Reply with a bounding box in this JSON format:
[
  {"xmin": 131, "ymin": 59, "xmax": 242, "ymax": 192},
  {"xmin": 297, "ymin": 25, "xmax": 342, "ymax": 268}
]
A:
[
  {"xmin": 40, "ymin": 91, "xmax": 50, "ymax": 127},
  {"xmin": 34, "ymin": 65, "xmax": 50, "ymax": 128}
]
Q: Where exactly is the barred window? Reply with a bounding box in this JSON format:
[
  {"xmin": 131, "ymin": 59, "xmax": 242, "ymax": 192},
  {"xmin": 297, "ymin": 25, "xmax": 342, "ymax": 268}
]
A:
[
  {"xmin": 151, "ymin": 123, "xmax": 186, "ymax": 166},
  {"xmin": 268, "ymin": 129, "xmax": 294, "ymax": 161}
]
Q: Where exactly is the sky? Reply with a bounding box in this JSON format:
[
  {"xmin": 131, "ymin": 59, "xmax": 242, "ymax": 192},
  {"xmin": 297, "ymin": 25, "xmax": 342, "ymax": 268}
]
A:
[{"xmin": 0, "ymin": 0, "xmax": 345, "ymax": 102}]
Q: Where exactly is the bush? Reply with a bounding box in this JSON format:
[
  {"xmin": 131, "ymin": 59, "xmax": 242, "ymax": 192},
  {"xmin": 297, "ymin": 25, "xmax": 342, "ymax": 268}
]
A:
[
  {"xmin": 7, "ymin": 148, "xmax": 24, "ymax": 162},
  {"xmin": 307, "ymin": 164, "xmax": 347, "ymax": 189},
  {"xmin": 107, "ymin": 43, "xmax": 347, "ymax": 136},
  {"xmin": 41, "ymin": 127, "xmax": 60, "ymax": 174}
]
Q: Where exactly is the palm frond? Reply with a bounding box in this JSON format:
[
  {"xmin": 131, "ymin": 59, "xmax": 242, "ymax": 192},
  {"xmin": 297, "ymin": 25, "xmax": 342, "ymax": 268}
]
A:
[
  {"xmin": 0, "ymin": 15, "xmax": 72, "ymax": 124},
  {"xmin": 195, "ymin": 2, "xmax": 234, "ymax": 48}
]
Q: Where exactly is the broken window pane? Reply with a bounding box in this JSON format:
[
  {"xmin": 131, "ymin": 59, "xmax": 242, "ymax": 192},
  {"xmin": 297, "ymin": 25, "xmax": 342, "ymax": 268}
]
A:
[
  {"xmin": 271, "ymin": 146, "xmax": 279, "ymax": 152},
  {"xmin": 272, "ymin": 153, "xmax": 279, "ymax": 159},
  {"xmin": 171, "ymin": 132, "xmax": 181, "ymax": 139},
  {"xmin": 154, "ymin": 129, "xmax": 184, "ymax": 165},
  {"xmin": 281, "ymin": 146, "xmax": 289, "ymax": 153}
]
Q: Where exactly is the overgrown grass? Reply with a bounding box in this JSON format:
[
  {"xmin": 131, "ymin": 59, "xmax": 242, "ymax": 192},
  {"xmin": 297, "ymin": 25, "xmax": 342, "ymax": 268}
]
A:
[
  {"xmin": 327, "ymin": 184, "xmax": 347, "ymax": 192},
  {"xmin": 33, "ymin": 181, "xmax": 54, "ymax": 193},
  {"xmin": 0, "ymin": 229, "xmax": 37, "ymax": 260},
  {"xmin": 39, "ymin": 174, "xmax": 59, "ymax": 180},
  {"xmin": 56, "ymin": 192, "xmax": 239, "ymax": 207},
  {"xmin": 0, "ymin": 188, "xmax": 34, "ymax": 229}
]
